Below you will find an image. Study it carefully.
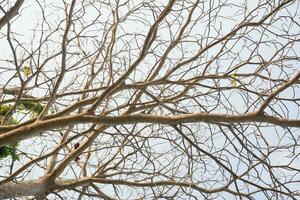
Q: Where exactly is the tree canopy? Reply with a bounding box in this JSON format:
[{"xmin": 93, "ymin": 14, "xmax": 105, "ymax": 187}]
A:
[{"xmin": 0, "ymin": 0, "xmax": 299, "ymax": 199}]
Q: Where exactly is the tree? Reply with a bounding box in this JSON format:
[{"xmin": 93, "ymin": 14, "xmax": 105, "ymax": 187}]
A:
[{"xmin": 0, "ymin": 0, "xmax": 299, "ymax": 199}]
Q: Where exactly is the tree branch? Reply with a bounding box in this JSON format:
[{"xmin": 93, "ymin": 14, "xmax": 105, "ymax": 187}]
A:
[{"xmin": 0, "ymin": 0, "xmax": 25, "ymax": 29}]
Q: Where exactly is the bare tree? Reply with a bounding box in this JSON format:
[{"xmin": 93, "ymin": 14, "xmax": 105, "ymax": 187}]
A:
[{"xmin": 0, "ymin": 0, "xmax": 299, "ymax": 199}]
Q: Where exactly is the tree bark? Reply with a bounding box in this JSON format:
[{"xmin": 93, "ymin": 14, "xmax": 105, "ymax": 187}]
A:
[
  {"xmin": 0, "ymin": 178, "xmax": 48, "ymax": 199},
  {"xmin": 0, "ymin": 0, "xmax": 25, "ymax": 29}
]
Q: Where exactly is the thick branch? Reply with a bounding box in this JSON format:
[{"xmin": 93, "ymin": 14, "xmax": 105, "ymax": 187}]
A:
[
  {"xmin": 0, "ymin": 0, "xmax": 25, "ymax": 29},
  {"xmin": 0, "ymin": 112, "xmax": 299, "ymax": 146},
  {"xmin": 0, "ymin": 178, "xmax": 48, "ymax": 199}
]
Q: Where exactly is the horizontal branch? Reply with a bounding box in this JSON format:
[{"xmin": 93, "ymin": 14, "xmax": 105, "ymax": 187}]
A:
[
  {"xmin": 0, "ymin": 111, "xmax": 299, "ymax": 146},
  {"xmin": 53, "ymin": 177, "xmax": 238, "ymax": 196}
]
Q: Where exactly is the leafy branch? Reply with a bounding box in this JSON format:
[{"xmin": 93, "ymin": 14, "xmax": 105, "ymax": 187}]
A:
[{"xmin": 0, "ymin": 101, "xmax": 44, "ymax": 160}]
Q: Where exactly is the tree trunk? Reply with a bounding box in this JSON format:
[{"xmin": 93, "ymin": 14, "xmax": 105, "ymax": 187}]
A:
[{"xmin": 0, "ymin": 178, "xmax": 48, "ymax": 199}]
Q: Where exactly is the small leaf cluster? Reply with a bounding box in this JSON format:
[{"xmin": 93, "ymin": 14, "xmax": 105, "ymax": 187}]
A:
[
  {"xmin": 19, "ymin": 100, "xmax": 44, "ymax": 116},
  {"xmin": 0, "ymin": 101, "xmax": 44, "ymax": 160},
  {"xmin": 23, "ymin": 66, "xmax": 32, "ymax": 77},
  {"xmin": 0, "ymin": 104, "xmax": 11, "ymax": 115},
  {"xmin": 0, "ymin": 143, "xmax": 19, "ymax": 160},
  {"xmin": 230, "ymin": 74, "xmax": 238, "ymax": 87},
  {"xmin": 0, "ymin": 104, "xmax": 18, "ymax": 125},
  {"xmin": 0, "ymin": 104, "xmax": 19, "ymax": 160}
]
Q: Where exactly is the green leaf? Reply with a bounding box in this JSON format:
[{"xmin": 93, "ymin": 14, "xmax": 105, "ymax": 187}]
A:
[
  {"xmin": 230, "ymin": 74, "xmax": 238, "ymax": 87},
  {"xmin": 23, "ymin": 66, "xmax": 32, "ymax": 77}
]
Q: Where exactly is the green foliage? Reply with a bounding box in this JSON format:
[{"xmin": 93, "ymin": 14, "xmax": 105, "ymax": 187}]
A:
[
  {"xmin": 0, "ymin": 104, "xmax": 18, "ymax": 125},
  {"xmin": 23, "ymin": 66, "xmax": 32, "ymax": 77},
  {"xmin": 0, "ymin": 145, "xmax": 10, "ymax": 158},
  {"xmin": 0, "ymin": 101, "xmax": 44, "ymax": 160},
  {"xmin": 19, "ymin": 100, "xmax": 44, "ymax": 116},
  {"xmin": 1, "ymin": 101, "xmax": 44, "ymax": 117},
  {"xmin": 230, "ymin": 74, "xmax": 238, "ymax": 87},
  {"xmin": 7, "ymin": 117, "xmax": 18, "ymax": 125},
  {"xmin": 0, "ymin": 104, "xmax": 12, "ymax": 116},
  {"xmin": 0, "ymin": 102, "xmax": 44, "ymax": 161},
  {"xmin": 0, "ymin": 143, "xmax": 19, "ymax": 160}
]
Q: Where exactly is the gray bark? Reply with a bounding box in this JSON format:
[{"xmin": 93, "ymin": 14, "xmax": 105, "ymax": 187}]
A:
[{"xmin": 0, "ymin": 178, "xmax": 48, "ymax": 199}]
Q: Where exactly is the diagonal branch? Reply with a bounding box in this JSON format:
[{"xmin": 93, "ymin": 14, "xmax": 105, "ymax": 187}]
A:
[
  {"xmin": 0, "ymin": 0, "xmax": 25, "ymax": 29},
  {"xmin": 257, "ymin": 71, "xmax": 300, "ymax": 113}
]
